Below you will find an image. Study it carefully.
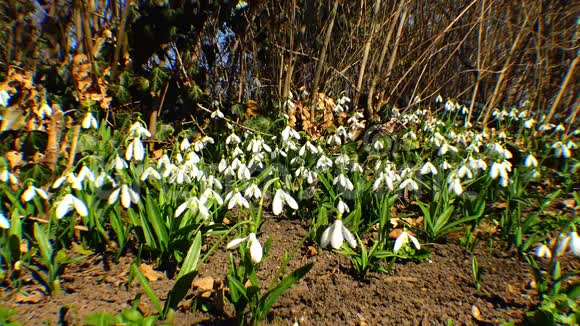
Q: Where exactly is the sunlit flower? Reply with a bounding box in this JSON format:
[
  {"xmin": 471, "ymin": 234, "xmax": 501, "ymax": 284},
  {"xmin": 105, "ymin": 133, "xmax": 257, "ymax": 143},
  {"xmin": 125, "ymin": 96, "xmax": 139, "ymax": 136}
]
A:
[
  {"xmin": 129, "ymin": 122, "xmax": 151, "ymax": 138},
  {"xmin": 337, "ymin": 200, "xmax": 349, "ymax": 214},
  {"xmin": 552, "ymin": 141, "xmax": 572, "ymax": 158},
  {"xmin": 56, "ymin": 194, "xmax": 88, "ymax": 219},
  {"xmin": 272, "ymin": 189, "xmax": 299, "ymax": 215},
  {"xmin": 82, "ymin": 112, "xmax": 99, "ymax": 129},
  {"xmin": 334, "ymin": 173, "xmax": 354, "ymax": 191},
  {"xmin": 316, "ymin": 155, "xmax": 333, "ymax": 170},
  {"xmin": 244, "ymin": 183, "xmax": 262, "ymax": 200},
  {"xmin": 320, "ymin": 219, "xmax": 356, "ymax": 249},
  {"xmin": 0, "ymin": 212, "xmax": 10, "ymax": 229},
  {"xmin": 227, "ymin": 232, "xmax": 263, "ymax": 264},
  {"xmin": 112, "ymin": 155, "xmax": 128, "ymax": 170},
  {"xmin": 393, "ymin": 231, "xmax": 421, "ymax": 252},
  {"xmin": 535, "ymin": 244, "xmax": 552, "ymax": 259},
  {"xmin": 556, "ymin": 232, "xmax": 580, "ymax": 257},
  {"xmin": 281, "ymin": 126, "xmax": 301, "ymax": 142},
  {"xmin": 0, "ymin": 169, "xmax": 18, "ymax": 185},
  {"xmin": 420, "ymin": 162, "xmax": 438, "ymax": 175},
  {"xmin": 108, "ymin": 184, "xmax": 140, "ymax": 208},
  {"xmin": 237, "ymin": 163, "xmax": 251, "ymax": 180},
  {"xmin": 226, "ymin": 133, "xmax": 241, "ymax": 145},
  {"xmin": 126, "ymin": 137, "xmax": 145, "ymax": 161},
  {"xmin": 447, "ymin": 174, "xmax": 463, "ymax": 196},
  {"xmin": 399, "ymin": 177, "xmax": 419, "ymax": 192},
  {"xmin": 141, "ymin": 167, "xmax": 162, "ymax": 181},
  {"xmin": 180, "ymin": 138, "xmax": 191, "ymax": 151},
  {"xmin": 524, "ymin": 154, "xmax": 538, "ymax": 168},
  {"xmin": 299, "ymin": 141, "xmax": 318, "ymax": 156},
  {"xmin": 456, "ymin": 165, "xmax": 473, "ymax": 179},
  {"xmin": 175, "ymin": 196, "xmax": 209, "ymax": 219},
  {"xmin": 0, "ymin": 90, "xmax": 10, "ymax": 107},
  {"xmin": 38, "ymin": 103, "xmax": 53, "ymax": 119},
  {"xmin": 21, "ymin": 185, "xmax": 49, "ymax": 202},
  {"xmin": 225, "ymin": 190, "xmax": 249, "ymax": 210},
  {"xmin": 211, "ymin": 108, "xmax": 224, "ymax": 119}
]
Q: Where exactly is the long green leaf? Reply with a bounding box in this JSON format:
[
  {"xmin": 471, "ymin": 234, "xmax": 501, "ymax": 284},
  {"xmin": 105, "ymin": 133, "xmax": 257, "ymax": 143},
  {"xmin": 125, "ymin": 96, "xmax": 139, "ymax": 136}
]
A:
[
  {"xmin": 256, "ymin": 262, "xmax": 313, "ymax": 321},
  {"xmin": 130, "ymin": 264, "xmax": 163, "ymax": 314},
  {"xmin": 33, "ymin": 223, "xmax": 52, "ymax": 266},
  {"xmin": 176, "ymin": 231, "xmax": 202, "ymax": 280},
  {"xmin": 145, "ymin": 194, "xmax": 169, "ymax": 251}
]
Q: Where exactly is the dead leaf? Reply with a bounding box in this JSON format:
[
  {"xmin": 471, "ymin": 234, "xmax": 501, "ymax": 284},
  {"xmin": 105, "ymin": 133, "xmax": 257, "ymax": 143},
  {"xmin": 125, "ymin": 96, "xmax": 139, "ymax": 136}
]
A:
[
  {"xmin": 193, "ymin": 277, "xmax": 215, "ymax": 292},
  {"xmin": 389, "ymin": 228, "xmax": 403, "ymax": 240},
  {"xmin": 139, "ymin": 263, "xmax": 164, "ymax": 282},
  {"xmin": 471, "ymin": 305, "xmax": 483, "ymax": 321},
  {"xmin": 562, "ymin": 198, "xmax": 578, "ymax": 210},
  {"xmin": 15, "ymin": 290, "xmax": 45, "ymax": 303},
  {"xmin": 306, "ymin": 246, "xmax": 318, "ymax": 257}
]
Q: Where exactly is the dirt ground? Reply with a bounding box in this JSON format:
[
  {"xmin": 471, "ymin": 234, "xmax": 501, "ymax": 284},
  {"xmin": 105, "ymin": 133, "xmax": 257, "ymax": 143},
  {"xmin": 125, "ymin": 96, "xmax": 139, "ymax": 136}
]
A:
[{"xmin": 4, "ymin": 217, "xmax": 578, "ymax": 325}]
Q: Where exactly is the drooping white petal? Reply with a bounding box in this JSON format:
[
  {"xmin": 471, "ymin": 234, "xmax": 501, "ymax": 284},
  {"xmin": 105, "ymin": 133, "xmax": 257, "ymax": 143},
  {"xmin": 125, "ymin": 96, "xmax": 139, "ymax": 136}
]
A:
[
  {"xmin": 56, "ymin": 195, "xmax": 74, "ymax": 219},
  {"xmin": 341, "ymin": 225, "xmax": 357, "ymax": 248},
  {"xmin": 535, "ymin": 244, "xmax": 552, "ymax": 259},
  {"xmin": 226, "ymin": 236, "xmax": 248, "ymax": 250},
  {"xmin": 108, "ymin": 188, "xmax": 120, "ymax": 205},
  {"xmin": 125, "ymin": 141, "xmax": 134, "ymax": 161},
  {"xmin": 320, "ymin": 225, "xmax": 332, "ymax": 248},
  {"xmin": 133, "ymin": 138, "xmax": 145, "ymax": 161},
  {"xmin": 248, "ymin": 233, "xmax": 263, "ymax": 264},
  {"xmin": 0, "ymin": 213, "xmax": 10, "ymax": 229},
  {"xmin": 330, "ymin": 220, "xmax": 344, "ymax": 249},
  {"xmin": 73, "ymin": 197, "xmax": 88, "ymax": 217},
  {"xmin": 272, "ymin": 189, "xmax": 284, "ymax": 215},
  {"xmin": 22, "ymin": 187, "xmax": 36, "ymax": 202},
  {"xmin": 284, "ymin": 192, "xmax": 299, "ymax": 210},
  {"xmin": 408, "ymin": 233, "xmax": 421, "ymax": 250},
  {"xmin": 121, "ymin": 185, "xmax": 131, "ymax": 208},
  {"xmin": 569, "ymin": 232, "xmax": 580, "ymax": 257}
]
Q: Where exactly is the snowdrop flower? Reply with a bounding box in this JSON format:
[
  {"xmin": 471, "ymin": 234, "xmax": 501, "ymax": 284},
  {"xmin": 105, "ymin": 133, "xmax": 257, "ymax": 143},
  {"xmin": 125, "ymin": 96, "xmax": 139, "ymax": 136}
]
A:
[
  {"xmin": 0, "ymin": 212, "xmax": 9, "ymax": 229},
  {"xmin": 82, "ymin": 112, "xmax": 99, "ymax": 129},
  {"xmin": 0, "ymin": 169, "xmax": 18, "ymax": 185},
  {"xmin": 299, "ymin": 141, "xmax": 318, "ymax": 156},
  {"xmin": 175, "ymin": 196, "xmax": 209, "ymax": 219},
  {"xmin": 21, "ymin": 185, "xmax": 49, "ymax": 202},
  {"xmin": 226, "ymin": 133, "xmax": 241, "ymax": 145},
  {"xmin": 237, "ymin": 163, "xmax": 251, "ymax": 180},
  {"xmin": 52, "ymin": 172, "xmax": 83, "ymax": 190},
  {"xmin": 112, "ymin": 155, "xmax": 128, "ymax": 170},
  {"xmin": 227, "ymin": 232, "xmax": 263, "ymax": 264},
  {"xmin": 335, "ymin": 154, "xmax": 350, "ymax": 166},
  {"xmin": 333, "ymin": 173, "xmax": 354, "ymax": 191},
  {"xmin": 420, "ymin": 162, "xmax": 438, "ymax": 175},
  {"xmin": 211, "ymin": 108, "xmax": 224, "ymax": 119},
  {"xmin": 440, "ymin": 161, "xmax": 452, "ymax": 171},
  {"xmin": 535, "ymin": 244, "xmax": 552, "ymax": 259},
  {"xmin": 281, "ymin": 126, "xmax": 301, "ymax": 141},
  {"xmin": 489, "ymin": 160, "xmax": 511, "ymax": 181},
  {"xmin": 316, "ymin": 155, "xmax": 333, "ymax": 170},
  {"xmin": 180, "ymin": 138, "xmax": 191, "ymax": 151},
  {"xmin": 556, "ymin": 232, "xmax": 580, "ymax": 257},
  {"xmin": 447, "ymin": 174, "xmax": 463, "ymax": 196},
  {"xmin": 372, "ymin": 170, "xmax": 396, "ymax": 191},
  {"xmin": 272, "ymin": 189, "xmax": 299, "ymax": 215},
  {"xmin": 351, "ymin": 162, "xmax": 363, "ymax": 173},
  {"xmin": 128, "ymin": 122, "xmax": 151, "ymax": 138},
  {"xmin": 320, "ymin": 219, "xmax": 356, "ymax": 249},
  {"xmin": 552, "ymin": 142, "xmax": 571, "ymax": 158},
  {"xmin": 56, "ymin": 194, "xmax": 88, "ymax": 219},
  {"xmin": 524, "ymin": 118, "xmax": 536, "ymax": 129},
  {"xmin": 37, "ymin": 103, "xmax": 52, "ymax": 119},
  {"xmin": 141, "ymin": 167, "xmax": 162, "ymax": 181},
  {"xmin": 438, "ymin": 143, "xmax": 458, "ymax": 156},
  {"xmin": 399, "ymin": 177, "xmax": 419, "ymax": 192},
  {"xmin": 393, "ymin": 231, "xmax": 421, "ymax": 252},
  {"xmin": 225, "ymin": 190, "xmax": 250, "ymax": 210},
  {"xmin": 244, "ymin": 183, "xmax": 262, "ymax": 200},
  {"xmin": 108, "ymin": 184, "xmax": 140, "ymax": 208},
  {"xmin": 126, "ymin": 137, "xmax": 145, "ymax": 161},
  {"xmin": 337, "ymin": 200, "xmax": 349, "ymax": 214},
  {"xmin": 373, "ymin": 140, "xmax": 384, "ymax": 151},
  {"xmin": 0, "ymin": 90, "xmax": 10, "ymax": 107},
  {"xmin": 524, "ymin": 154, "xmax": 538, "ymax": 168},
  {"xmin": 457, "ymin": 165, "xmax": 473, "ymax": 179}
]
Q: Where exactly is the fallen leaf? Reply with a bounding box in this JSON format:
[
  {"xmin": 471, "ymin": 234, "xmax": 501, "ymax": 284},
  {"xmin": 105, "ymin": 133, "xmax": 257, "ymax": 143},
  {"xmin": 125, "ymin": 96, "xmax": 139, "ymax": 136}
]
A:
[
  {"xmin": 193, "ymin": 277, "xmax": 215, "ymax": 292},
  {"xmin": 471, "ymin": 305, "xmax": 483, "ymax": 321},
  {"xmin": 389, "ymin": 228, "xmax": 403, "ymax": 240},
  {"xmin": 15, "ymin": 290, "xmax": 45, "ymax": 303},
  {"xmin": 562, "ymin": 198, "xmax": 578, "ymax": 210},
  {"xmin": 306, "ymin": 246, "xmax": 318, "ymax": 257},
  {"xmin": 139, "ymin": 263, "xmax": 164, "ymax": 282}
]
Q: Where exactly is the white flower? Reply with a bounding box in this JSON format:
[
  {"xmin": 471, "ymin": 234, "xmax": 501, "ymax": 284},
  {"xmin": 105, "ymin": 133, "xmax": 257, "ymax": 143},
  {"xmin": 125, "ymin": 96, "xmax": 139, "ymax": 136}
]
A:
[
  {"xmin": 38, "ymin": 103, "xmax": 53, "ymax": 119},
  {"xmin": 112, "ymin": 155, "xmax": 128, "ymax": 170},
  {"xmin": 316, "ymin": 155, "xmax": 333, "ymax": 170},
  {"xmin": 524, "ymin": 154, "xmax": 538, "ymax": 168},
  {"xmin": 175, "ymin": 196, "xmax": 209, "ymax": 219},
  {"xmin": 299, "ymin": 141, "xmax": 319, "ymax": 156},
  {"xmin": 447, "ymin": 175, "xmax": 463, "ymax": 196},
  {"xmin": 0, "ymin": 212, "xmax": 10, "ymax": 229},
  {"xmin": 244, "ymin": 183, "xmax": 262, "ymax": 200},
  {"xmin": 552, "ymin": 142, "xmax": 571, "ymax": 158},
  {"xmin": 333, "ymin": 173, "xmax": 354, "ymax": 191},
  {"xmin": 393, "ymin": 231, "xmax": 421, "ymax": 252},
  {"xmin": 440, "ymin": 161, "xmax": 452, "ymax": 170},
  {"xmin": 535, "ymin": 244, "xmax": 552, "ymax": 259},
  {"xmin": 320, "ymin": 219, "xmax": 356, "ymax": 249},
  {"xmin": 211, "ymin": 108, "xmax": 224, "ymax": 119},
  {"xmin": 126, "ymin": 137, "xmax": 145, "ymax": 161},
  {"xmin": 56, "ymin": 194, "xmax": 88, "ymax": 219},
  {"xmin": 272, "ymin": 189, "xmax": 299, "ymax": 215},
  {"xmin": 141, "ymin": 167, "xmax": 162, "ymax": 181},
  {"xmin": 0, "ymin": 169, "xmax": 18, "ymax": 185},
  {"xmin": 225, "ymin": 190, "xmax": 250, "ymax": 210},
  {"xmin": 399, "ymin": 178, "xmax": 419, "ymax": 192},
  {"xmin": 129, "ymin": 122, "xmax": 151, "ymax": 138},
  {"xmin": 21, "ymin": 185, "xmax": 49, "ymax": 202},
  {"xmin": 337, "ymin": 200, "xmax": 349, "ymax": 214},
  {"xmin": 457, "ymin": 165, "xmax": 473, "ymax": 179},
  {"xmin": 557, "ymin": 232, "xmax": 580, "ymax": 257},
  {"xmin": 227, "ymin": 232, "xmax": 263, "ymax": 263},
  {"xmin": 435, "ymin": 95, "xmax": 443, "ymax": 103},
  {"xmin": 82, "ymin": 112, "xmax": 99, "ymax": 129},
  {"xmin": 108, "ymin": 185, "xmax": 140, "ymax": 208},
  {"xmin": 281, "ymin": 126, "xmax": 301, "ymax": 141},
  {"xmin": 237, "ymin": 163, "xmax": 251, "ymax": 180},
  {"xmin": 0, "ymin": 90, "xmax": 10, "ymax": 107},
  {"xmin": 420, "ymin": 162, "xmax": 438, "ymax": 175},
  {"xmin": 180, "ymin": 138, "xmax": 191, "ymax": 151},
  {"xmin": 226, "ymin": 133, "xmax": 241, "ymax": 145}
]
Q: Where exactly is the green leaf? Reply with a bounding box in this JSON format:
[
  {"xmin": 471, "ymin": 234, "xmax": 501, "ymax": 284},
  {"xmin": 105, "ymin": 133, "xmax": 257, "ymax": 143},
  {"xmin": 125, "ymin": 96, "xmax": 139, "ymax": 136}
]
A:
[
  {"xmin": 176, "ymin": 232, "xmax": 202, "ymax": 280},
  {"xmin": 227, "ymin": 274, "xmax": 248, "ymax": 303},
  {"xmin": 84, "ymin": 312, "xmax": 118, "ymax": 326},
  {"xmin": 130, "ymin": 264, "xmax": 163, "ymax": 314},
  {"xmin": 255, "ymin": 262, "xmax": 313, "ymax": 321},
  {"xmin": 33, "ymin": 223, "xmax": 52, "ymax": 266},
  {"xmin": 144, "ymin": 193, "xmax": 169, "ymax": 251}
]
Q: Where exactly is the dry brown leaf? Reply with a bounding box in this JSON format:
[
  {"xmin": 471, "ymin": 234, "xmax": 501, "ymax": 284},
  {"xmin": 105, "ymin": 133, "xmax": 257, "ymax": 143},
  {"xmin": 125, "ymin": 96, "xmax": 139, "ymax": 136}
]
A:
[
  {"xmin": 15, "ymin": 290, "xmax": 45, "ymax": 303},
  {"xmin": 562, "ymin": 198, "xmax": 578, "ymax": 210},
  {"xmin": 5, "ymin": 151, "xmax": 23, "ymax": 169},
  {"xmin": 192, "ymin": 277, "xmax": 215, "ymax": 292},
  {"xmin": 389, "ymin": 228, "xmax": 403, "ymax": 240},
  {"xmin": 306, "ymin": 245, "xmax": 318, "ymax": 257},
  {"xmin": 471, "ymin": 305, "xmax": 483, "ymax": 321},
  {"xmin": 139, "ymin": 263, "xmax": 164, "ymax": 282}
]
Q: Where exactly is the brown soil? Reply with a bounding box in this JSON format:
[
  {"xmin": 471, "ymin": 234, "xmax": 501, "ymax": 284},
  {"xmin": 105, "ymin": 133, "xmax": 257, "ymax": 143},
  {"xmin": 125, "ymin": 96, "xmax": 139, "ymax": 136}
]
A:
[{"xmin": 4, "ymin": 218, "xmax": 577, "ymax": 325}]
